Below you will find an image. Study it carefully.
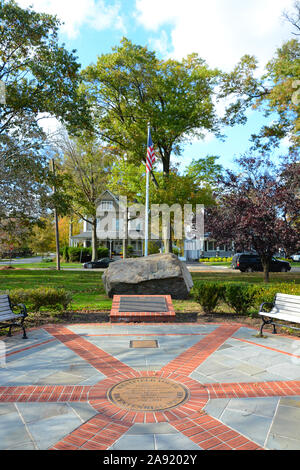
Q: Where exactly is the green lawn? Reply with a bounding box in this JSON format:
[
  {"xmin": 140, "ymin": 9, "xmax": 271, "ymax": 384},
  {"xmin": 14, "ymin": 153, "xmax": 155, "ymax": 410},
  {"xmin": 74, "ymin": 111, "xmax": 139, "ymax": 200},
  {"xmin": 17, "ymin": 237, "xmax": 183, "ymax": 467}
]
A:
[
  {"xmin": 2, "ymin": 262, "xmax": 84, "ymax": 269},
  {"xmin": 1, "ymin": 268, "xmax": 300, "ymax": 313}
]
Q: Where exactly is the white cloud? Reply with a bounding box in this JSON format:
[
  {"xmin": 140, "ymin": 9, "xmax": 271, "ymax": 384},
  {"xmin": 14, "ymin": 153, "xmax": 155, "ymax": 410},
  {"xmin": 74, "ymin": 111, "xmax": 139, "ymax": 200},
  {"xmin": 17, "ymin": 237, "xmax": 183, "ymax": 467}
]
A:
[
  {"xmin": 135, "ymin": 0, "xmax": 296, "ymax": 71},
  {"xmin": 17, "ymin": 0, "xmax": 126, "ymax": 38}
]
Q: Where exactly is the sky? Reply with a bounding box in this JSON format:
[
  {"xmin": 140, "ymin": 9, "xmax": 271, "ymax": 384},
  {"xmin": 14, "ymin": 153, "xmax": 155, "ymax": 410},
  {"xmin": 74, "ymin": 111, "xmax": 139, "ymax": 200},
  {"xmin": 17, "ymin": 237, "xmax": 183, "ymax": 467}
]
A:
[{"xmin": 16, "ymin": 0, "xmax": 297, "ymax": 171}]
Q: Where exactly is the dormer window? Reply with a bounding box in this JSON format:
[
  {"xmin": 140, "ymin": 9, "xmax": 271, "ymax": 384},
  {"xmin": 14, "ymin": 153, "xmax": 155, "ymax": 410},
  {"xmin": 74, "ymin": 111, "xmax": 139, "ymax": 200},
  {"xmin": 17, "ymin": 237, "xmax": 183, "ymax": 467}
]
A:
[{"xmin": 99, "ymin": 200, "xmax": 113, "ymax": 211}]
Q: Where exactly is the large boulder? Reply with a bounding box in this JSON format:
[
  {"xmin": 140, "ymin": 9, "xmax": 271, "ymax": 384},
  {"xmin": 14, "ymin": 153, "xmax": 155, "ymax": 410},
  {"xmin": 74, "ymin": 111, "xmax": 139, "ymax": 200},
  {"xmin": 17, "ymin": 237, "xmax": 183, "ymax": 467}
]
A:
[{"xmin": 102, "ymin": 253, "xmax": 193, "ymax": 299}]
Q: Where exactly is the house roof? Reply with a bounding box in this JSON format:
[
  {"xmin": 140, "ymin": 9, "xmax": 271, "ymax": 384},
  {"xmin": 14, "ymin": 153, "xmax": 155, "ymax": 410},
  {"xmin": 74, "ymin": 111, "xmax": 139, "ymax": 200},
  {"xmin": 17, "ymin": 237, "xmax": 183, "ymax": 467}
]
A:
[
  {"xmin": 70, "ymin": 232, "xmax": 92, "ymax": 240},
  {"xmin": 95, "ymin": 189, "xmax": 119, "ymax": 206}
]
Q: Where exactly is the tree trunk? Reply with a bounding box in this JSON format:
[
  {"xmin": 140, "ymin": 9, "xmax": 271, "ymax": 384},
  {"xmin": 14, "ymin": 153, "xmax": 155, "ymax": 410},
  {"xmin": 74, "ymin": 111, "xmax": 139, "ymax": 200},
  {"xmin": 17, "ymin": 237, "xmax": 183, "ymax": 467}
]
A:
[
  {"xmin": 91, "ymin": 217, "xmax": 98, "ymax": 261},
  {"xmin": 162, "ymin": 153, "xmax": 173, "ymax": 253},
  {"xmin": 261, "ymin": 256, "xmax": 271, "ymax": 283},
  {"xmin": 123, "ymin": 205, "xmax": 128, "ymax": 259}
]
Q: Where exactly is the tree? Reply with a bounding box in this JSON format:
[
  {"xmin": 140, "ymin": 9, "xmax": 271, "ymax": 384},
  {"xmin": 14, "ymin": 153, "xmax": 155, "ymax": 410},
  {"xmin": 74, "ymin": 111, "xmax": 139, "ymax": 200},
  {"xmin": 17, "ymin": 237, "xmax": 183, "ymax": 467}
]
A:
[
  {"xmin": 27, "ymin": 216, "xmax": 56, "ymax": 255},
  {"xmin": 107, "ymin": 155, "xmax": 221, "ymax": 252},
  {"xmin": 55, "ymin": 132, "xmax": 117, "ymax": 261},
  {"xmin": 206, "ymin": 155, "xmax": 300, "ymax": 283},
  {"xmin": 0, "ymin": 1, "xmax": 89, "ymax": 241},
  {"xmin": 81, "ymin": 38, "xmax": 221, "ymax": 178},
  {"xmin": 282, "ymin": 1, "xmax": 300, "ymax": 36},
  {"xmin": 0, "ymin": 218, "xmax": 32, "ymax": 259},
  {"xmin": 0, "ymin": 0, "xmax": 89, "ymax": 138},
  {"xmin": 219, "ymin": 37, "xmax": 300, "ymax": 152}
]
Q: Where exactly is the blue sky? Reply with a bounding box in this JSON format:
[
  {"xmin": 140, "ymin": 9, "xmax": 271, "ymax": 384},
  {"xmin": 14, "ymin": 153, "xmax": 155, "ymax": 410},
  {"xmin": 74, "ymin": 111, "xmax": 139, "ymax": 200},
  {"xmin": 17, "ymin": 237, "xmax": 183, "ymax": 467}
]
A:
[{"xmin": 17, "ymin": 0, "xmax": 296, "ymax": 171}]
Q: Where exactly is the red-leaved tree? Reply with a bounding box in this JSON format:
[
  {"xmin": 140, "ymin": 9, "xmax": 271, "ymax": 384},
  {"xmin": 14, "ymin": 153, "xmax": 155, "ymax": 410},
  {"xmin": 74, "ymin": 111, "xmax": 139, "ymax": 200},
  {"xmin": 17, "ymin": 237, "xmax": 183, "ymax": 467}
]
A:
[{"xmin": 205, "ymin": 155, "xmax": 300, "ymax": 282}]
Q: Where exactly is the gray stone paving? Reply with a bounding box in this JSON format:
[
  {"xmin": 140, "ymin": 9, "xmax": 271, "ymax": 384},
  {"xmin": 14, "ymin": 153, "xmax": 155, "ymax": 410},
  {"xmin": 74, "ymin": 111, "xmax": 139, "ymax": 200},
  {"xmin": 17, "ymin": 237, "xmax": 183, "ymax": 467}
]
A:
[
  {"xmin": 109, "ymin": 423, "xmax": 202, "ymax": 450},
  {"xmin": 0, "ymin": 331, "xmax": 106, "ymax": 386},
  {"xmin": 190, "ymin": 332, "xmax": 300, "ymax": 384},
  {"xmin": 204, "ymin": 395, "xmax": 300, "ymax": 449},
  {"xmin": 1, "ymin": 324, "xmax": 300, "ymax": 450},
  {"xmin": 0, "ymin": 402, "xmax": 98, "ymax": 450}
]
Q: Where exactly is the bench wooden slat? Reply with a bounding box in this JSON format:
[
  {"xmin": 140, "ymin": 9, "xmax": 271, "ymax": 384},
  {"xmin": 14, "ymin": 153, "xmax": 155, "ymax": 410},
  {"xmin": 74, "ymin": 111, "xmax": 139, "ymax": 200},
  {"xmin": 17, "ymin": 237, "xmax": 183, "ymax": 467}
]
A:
[
  {"xmin": 275, "ymin": 301, "xmax": 300, "ymax": 310},
  {"xmin": 276, "ymin": 293, "xmax": 300, "ymax": 303},
  {"xmin": 0, "ymin": 294, "xmax": 27, "ymax": 339},
  {"xmin": 271, "ymin": 305, "xmax": 300, "ymax": 316},
  {"xmin": 0, "ymin": 314, "xmax": 22, "ymax": 321},
  {"xmin": 0, "ymin": 310, "xmax": 14, "ymax": 317},
  {"xmin": 259, "ymin": 293, "xmax": 300, "ymax": 335},
  {"xmin": 261, "ymin": 313, "xmax": 300, "ymax": 324}
]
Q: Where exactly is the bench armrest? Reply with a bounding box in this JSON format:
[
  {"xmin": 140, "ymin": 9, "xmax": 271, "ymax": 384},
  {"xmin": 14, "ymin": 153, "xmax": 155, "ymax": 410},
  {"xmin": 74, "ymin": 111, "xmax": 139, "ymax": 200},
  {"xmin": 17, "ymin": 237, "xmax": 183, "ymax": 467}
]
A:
[
  {"xmin": 259, "ymin": 302, "xmax": 274, "ymax": 314},
  {"xmin": 11, "ymin": 303, "xmax": 28, "ymax": 318}
]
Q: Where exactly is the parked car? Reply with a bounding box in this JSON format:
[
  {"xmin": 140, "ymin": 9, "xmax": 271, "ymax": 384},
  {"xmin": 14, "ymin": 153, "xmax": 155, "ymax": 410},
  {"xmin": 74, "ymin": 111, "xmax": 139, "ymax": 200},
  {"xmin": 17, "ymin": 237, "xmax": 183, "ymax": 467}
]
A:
[
  {"xmin": 291, "ymin": 253, "xmax": 300, "ymax": 262},
  {"xmin": 231, "ymin": 253, "xmax": 291, "ymax": 273},
  {"xmin": 83, "ymin": 257, "xmax": 115, "ymax": 269}
]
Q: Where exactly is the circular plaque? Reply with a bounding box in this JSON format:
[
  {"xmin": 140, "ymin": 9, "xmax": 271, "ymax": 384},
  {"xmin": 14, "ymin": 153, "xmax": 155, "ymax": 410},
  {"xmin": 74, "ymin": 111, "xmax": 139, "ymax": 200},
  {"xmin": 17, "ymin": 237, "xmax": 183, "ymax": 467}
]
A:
[{"xmin": 107, "ymin": 377, "xmax": 189, "ymax": 412}]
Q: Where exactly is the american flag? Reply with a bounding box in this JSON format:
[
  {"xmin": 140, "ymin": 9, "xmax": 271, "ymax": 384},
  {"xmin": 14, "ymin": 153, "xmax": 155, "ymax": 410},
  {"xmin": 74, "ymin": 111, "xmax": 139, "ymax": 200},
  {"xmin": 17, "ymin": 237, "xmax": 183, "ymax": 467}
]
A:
[{"xmin": 146, "ymin": 127, "xmax": 155, "ymax": 173}]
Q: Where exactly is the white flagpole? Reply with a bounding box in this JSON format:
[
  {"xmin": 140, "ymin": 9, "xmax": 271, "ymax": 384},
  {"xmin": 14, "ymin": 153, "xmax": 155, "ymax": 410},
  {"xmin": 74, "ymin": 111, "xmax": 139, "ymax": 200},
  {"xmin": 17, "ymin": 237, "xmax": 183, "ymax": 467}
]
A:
[{"xmin": 144, "ymin": 123, "xmax": 150, "ymax": 257}]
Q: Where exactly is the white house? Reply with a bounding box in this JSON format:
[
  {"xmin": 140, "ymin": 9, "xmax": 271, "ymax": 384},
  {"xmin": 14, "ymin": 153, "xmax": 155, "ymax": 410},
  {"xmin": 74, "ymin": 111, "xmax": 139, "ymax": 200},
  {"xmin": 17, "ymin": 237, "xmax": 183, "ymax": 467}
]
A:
[{"xmin": 70, "ymin": 190, "xmax": 234, "ymax": 259}]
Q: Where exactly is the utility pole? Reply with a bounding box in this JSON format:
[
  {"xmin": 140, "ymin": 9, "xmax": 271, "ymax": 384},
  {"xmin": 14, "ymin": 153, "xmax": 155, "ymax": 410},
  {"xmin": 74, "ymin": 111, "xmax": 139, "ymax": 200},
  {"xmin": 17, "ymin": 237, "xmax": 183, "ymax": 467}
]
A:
[{"xmin": 50, "ymin": 158, "xmax": 61, "ymax": 271}]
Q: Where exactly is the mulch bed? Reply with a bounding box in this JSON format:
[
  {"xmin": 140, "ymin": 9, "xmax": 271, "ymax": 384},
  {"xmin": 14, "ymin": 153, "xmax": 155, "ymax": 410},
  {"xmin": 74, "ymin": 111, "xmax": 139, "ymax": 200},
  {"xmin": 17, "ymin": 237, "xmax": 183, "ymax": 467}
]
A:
[{"xmin": 1, "ymin": 310, "xmax": 299, "ymax": 338}]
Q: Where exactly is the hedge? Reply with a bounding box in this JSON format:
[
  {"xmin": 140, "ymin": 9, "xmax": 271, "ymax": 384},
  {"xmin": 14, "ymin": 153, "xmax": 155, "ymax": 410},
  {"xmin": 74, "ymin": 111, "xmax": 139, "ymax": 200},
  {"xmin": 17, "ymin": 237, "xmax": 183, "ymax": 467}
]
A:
[
  {"xmin": 61, "ymin": 246, "xmax": 109, "ymax": 262},
  {"xmin": 8, "ymin": 287, "xmax": 73, "ymax": 312},
  {"xmin": 192, "ymin": 281, "xmax": 300, "ymax": 315}
]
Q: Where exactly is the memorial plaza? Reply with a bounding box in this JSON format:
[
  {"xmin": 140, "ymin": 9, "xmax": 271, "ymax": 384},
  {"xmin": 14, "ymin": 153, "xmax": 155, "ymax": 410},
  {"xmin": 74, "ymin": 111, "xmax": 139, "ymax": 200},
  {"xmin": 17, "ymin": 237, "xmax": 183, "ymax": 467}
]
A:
[{"xmin": 1, "ymin": 319, "xmax": 300, "ymax": 451}]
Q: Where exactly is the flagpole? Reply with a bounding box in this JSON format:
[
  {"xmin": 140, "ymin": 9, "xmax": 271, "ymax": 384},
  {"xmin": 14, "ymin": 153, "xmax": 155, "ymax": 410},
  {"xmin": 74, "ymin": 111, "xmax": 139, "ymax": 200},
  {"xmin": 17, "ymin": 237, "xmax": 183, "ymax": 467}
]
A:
[{"xmin": 145, "ymin": 123, "xmax": 150, "ymax": 257}]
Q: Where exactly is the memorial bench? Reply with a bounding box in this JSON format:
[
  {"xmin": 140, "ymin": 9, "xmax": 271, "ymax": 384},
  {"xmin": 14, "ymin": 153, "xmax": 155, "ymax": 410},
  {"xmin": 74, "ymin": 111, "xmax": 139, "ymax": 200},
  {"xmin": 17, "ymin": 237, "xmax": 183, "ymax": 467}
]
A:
[
  {"xmin": 0, "ymin": 294, "xmax": 28, "ymax": 339},
  {"xmin": 259, "ymin": 293, "xmax": 300, "ymax": 336}
]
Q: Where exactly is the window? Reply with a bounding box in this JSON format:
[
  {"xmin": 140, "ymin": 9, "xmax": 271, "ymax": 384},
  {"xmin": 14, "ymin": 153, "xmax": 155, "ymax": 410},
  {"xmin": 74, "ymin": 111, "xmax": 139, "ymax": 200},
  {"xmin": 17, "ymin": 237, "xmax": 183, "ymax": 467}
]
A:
[
  {"xmin": 208, "ymin": 241, "xmax": 216, "ymax": 251},
  {"xmin": 99, "ymin": 200, "xmax": 113, "ymax": 211}
]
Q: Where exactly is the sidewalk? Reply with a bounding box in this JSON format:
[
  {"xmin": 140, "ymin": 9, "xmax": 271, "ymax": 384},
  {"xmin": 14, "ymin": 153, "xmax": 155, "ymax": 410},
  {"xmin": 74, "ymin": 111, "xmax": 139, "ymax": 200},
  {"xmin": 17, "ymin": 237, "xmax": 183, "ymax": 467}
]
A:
[{"xmin": 0, "ymin": 322, "xmax": 300, "ymax": 450}]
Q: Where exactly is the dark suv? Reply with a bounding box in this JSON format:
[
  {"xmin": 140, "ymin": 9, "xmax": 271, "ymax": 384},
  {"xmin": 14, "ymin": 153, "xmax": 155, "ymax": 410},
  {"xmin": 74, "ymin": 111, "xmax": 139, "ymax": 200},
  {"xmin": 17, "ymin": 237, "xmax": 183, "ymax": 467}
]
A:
[{"xmin": 231, "ymin": 253, "xmax": 291, "ymax": 273}]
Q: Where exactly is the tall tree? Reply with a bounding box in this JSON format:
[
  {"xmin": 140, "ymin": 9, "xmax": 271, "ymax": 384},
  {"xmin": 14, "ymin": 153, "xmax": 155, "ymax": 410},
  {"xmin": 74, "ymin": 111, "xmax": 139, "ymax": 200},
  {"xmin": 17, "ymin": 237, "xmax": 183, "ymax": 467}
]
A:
[
  {"xmin": 107, "ymin": 155, "xmax": 221, "ymax": 252},
  {"xmin": 219, "ymin": 34, "xmax": 300, "ymax": 152},
  {"xmin": 55, "ymin": 132, "xmax": 117, "ymax": 261},
  {"xmin": 206, "ymin": 155, "xmax": 300, "ymax": 283},
  {"xmin": 81, "ymin": 38, "xmax": 221, "ymax": 178},
  {"xmin": 0, "ymin": 0, "xmax": 89, "ymax": 138},
  {"xmin": 0, "ymin": 1, "xmax": 89, "ymax": 239}
]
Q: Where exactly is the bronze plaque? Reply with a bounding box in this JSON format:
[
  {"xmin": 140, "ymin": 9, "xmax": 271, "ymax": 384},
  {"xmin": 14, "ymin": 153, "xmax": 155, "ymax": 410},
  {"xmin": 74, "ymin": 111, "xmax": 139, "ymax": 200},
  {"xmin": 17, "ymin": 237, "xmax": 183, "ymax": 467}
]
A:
[
  {"xmin": 130, "ymin": 340, "xmax": 158, "ymax": 348},
  {"xmin": 107, "ymin": 377, "xmax": 189, "ymax": 412}
]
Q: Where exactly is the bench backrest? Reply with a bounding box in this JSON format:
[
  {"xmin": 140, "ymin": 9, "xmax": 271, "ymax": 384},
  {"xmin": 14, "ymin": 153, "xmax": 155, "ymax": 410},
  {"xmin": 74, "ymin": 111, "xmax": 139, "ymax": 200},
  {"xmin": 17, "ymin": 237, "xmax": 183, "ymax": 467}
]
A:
[
  {"xmin": 274, "ymin": 293, "xmax": 300, "ymax": 318},
  {"xmin": 0, "ymin": 294, "xmax": 13, "ymax": 320}
]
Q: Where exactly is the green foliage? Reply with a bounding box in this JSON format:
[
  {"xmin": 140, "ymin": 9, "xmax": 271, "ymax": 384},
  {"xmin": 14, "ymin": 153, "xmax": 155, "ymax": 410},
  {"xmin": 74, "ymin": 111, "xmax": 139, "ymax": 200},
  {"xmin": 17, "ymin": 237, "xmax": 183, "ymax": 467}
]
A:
[
  {"xmin": 253, "ymin": 282, "xmax": 300, "ymax": 306},
  {"xmin": 193, "ymin": 280, "xmax": 300, "ymax": 316},
  {"xmin": 62, "ymin": 246, "xmax": 69, "ymax": 262},
  {"xmin": 9, "ymin": 287, "xmax": 73, "ymax": 312},
  {"xmin": 199, "ymin": 257, "xmax": 233, "ymax": 262},
  {"xmin": 192, "ymin": 281, "xmax": 226, "ymax": 314},
  {"xmin": 219, "ymin": 38, "xmax": 300, "ymax": 152},
  {"xmin": 147, "ymin": 241, "xmax": 160, "ymax": 255},
  {"xmin": 66, "ymin": 246, "xmax": 109, "ymax": 262},
  {"xmin": 224, "ymin": 283, "xmax": 260, "ymax": 315},
  {"xmin": 82, "ymin": 38, "xmax": 221, "ymax": 175}
]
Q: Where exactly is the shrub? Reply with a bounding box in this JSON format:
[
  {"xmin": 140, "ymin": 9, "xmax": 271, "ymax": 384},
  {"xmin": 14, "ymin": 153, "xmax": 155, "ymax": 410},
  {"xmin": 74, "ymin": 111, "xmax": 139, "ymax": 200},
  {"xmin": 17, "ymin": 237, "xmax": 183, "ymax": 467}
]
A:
[
  {"xmin": 192, "ymin": 281, "xmax": 226, "ymax": 314},
  {"xmin": 253, "ymin": 282, "xmax": 300, "ymax": 308},
  {"xmin": 67, "ymin": 246, "xmax": 109, "ymax": 262},
  {"xmin": 9, "ymin": 287, "xmax": 73, "ymax": 312},
  {"xmin": 148, "ymin": 241, "xmax": 160, "ymax": 255},
  {"xmin": 62, "ymin": 246, "xmax": 69, "ymax": 262},
  {"xmin": 224, "ymin": 283, "xmax": 261, "ymax": 315}
]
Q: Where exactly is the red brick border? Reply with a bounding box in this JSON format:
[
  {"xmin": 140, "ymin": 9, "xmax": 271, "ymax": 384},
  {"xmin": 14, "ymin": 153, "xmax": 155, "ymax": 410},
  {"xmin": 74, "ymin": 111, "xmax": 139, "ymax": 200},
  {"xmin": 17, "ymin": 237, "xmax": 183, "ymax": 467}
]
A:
[
  {"xmin": 160, "ymin": 324, "xmax": 241, "ymax": 375},
  {"xmin": 110, "ymin": 295, "xmax": 175, "ymax": 323},
  {"xmin": 3, "ymin": 322, "xmax": 300, "ymax": 450}
]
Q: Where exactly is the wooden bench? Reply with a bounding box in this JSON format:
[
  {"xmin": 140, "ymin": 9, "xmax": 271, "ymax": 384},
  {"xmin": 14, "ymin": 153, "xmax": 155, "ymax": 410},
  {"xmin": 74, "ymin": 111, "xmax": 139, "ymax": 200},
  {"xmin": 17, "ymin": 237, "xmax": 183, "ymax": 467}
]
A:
[
  {"xmin": 259, "ymin": 293, "xmax": 300, "ymax": 336},
  {"xmin": 0, "ymin": 294, "xmax": 28, "ymax": 339}
]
